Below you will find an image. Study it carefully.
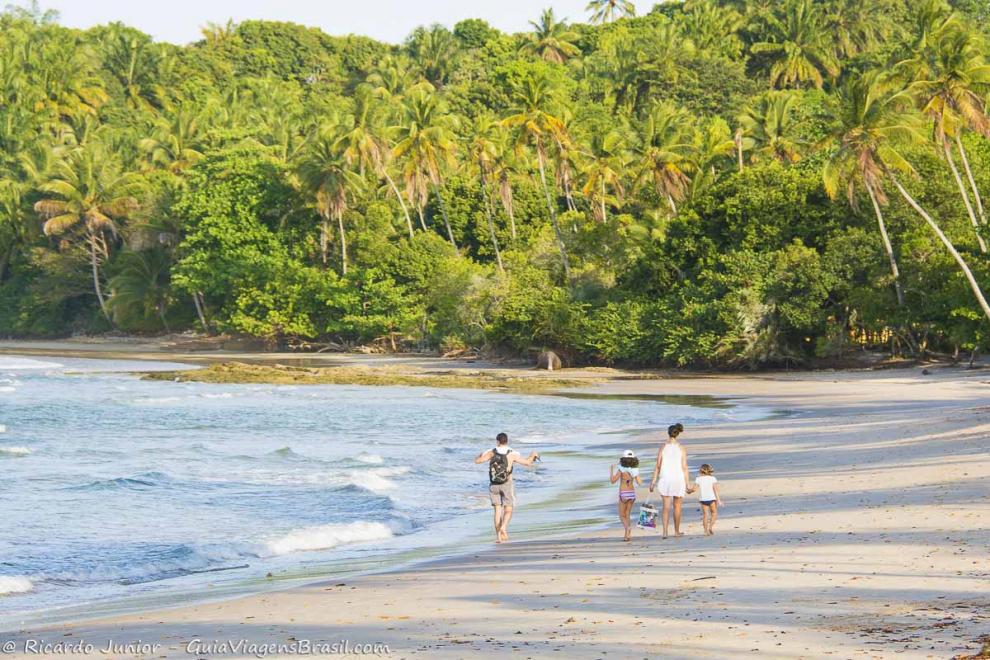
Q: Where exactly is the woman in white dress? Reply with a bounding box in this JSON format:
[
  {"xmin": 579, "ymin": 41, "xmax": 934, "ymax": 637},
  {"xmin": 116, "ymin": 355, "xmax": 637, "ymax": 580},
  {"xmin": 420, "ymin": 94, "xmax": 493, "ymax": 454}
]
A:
[{"xmin": 649, "ymin": 423, "xmax": 693, "ymax": 538}]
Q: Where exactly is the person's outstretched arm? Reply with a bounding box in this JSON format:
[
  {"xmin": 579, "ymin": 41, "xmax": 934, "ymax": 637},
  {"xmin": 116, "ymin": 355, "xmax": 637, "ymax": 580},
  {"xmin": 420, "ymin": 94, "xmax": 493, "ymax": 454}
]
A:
[
  {"xmin": 649, "ymin": 446, "xmax": 663, "ymax": 491},
  {"xmin": 682, "ymin": 449, "xmax": 693, "ymax": 493},
  {"xmin": 714, "ymin": 482, "xmax": 722, "ymax": 505},
  {"xmin": 610, "ymin": 465, "xmax": 619, "ymax": 483},
  {"xmin": 474, "ymin": 449, "xmax": 494, "ymax": 464},
  {"xmin": 511, "ymin": 452, "xmax": 540, "ymax": 468}
]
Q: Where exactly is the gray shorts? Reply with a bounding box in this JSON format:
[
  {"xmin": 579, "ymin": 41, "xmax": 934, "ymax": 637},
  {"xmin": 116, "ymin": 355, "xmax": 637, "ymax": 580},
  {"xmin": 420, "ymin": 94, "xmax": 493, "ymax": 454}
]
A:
[{"xmin": 489, "ymin": 482, "xmax": 516, "ymax": 507}]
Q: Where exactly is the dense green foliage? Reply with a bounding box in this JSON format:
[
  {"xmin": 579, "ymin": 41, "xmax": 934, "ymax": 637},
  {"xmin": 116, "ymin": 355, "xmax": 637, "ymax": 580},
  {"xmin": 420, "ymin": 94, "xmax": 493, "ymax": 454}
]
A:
[{"xmin": 3, "ymin": 0, "xmax": 990, "ymax": 366}]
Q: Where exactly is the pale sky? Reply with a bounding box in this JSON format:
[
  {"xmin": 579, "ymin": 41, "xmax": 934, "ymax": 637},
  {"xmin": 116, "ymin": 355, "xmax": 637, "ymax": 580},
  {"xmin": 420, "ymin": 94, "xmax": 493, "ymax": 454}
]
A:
[{"xmin": 36, "ymin": 0, "xmax": 597, "ymax": 45}]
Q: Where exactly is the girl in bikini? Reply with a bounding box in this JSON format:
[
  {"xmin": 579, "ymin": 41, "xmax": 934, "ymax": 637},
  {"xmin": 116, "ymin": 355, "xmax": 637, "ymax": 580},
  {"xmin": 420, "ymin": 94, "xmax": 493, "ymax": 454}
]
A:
[{"xmin": 610, "ymin": 450, "xmax": 642, "ymax": 542}]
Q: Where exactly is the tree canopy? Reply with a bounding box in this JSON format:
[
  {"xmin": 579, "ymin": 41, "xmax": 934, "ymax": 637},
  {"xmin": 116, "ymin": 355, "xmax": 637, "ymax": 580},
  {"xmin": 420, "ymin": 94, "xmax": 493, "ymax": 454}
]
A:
[{"xmin": 2, "ymin": 0, "xmax": 990, "ymax": 366}]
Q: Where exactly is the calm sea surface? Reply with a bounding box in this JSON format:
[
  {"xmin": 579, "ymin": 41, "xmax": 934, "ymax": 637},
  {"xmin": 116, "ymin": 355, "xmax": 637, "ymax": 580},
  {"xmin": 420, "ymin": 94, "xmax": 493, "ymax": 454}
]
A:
[{"xmin": 0, "ymin": 355, "xmax": 767, "ymax": 627}]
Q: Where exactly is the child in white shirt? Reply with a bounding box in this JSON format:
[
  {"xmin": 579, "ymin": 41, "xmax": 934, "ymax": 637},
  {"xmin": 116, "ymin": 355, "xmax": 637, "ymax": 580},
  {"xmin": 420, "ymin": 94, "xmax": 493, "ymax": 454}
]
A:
[{"xmin": 695, "ymin": 463, "xmax": 722, "ymax": 536}]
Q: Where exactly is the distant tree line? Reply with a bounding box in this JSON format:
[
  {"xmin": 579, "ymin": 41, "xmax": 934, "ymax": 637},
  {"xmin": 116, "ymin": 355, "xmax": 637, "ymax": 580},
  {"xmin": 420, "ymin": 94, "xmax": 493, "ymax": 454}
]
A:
[{"xmin": 2, "ymin": 0, "xmax": 990, "ymax": 367}]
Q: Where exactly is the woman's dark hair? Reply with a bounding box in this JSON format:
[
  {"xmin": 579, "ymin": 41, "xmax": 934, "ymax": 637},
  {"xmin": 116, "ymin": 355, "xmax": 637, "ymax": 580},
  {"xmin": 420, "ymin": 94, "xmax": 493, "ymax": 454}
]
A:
[
  {"xmin": 619, "ymin": 456, "xmax": 640, "ymax": 468},
  {"xmin": 496, "ymin": 432, "xmax": 509, "ymax": 445},
  {"xmin": 668, "ymin": 423, "xmax": 684, "ymax": 438}
]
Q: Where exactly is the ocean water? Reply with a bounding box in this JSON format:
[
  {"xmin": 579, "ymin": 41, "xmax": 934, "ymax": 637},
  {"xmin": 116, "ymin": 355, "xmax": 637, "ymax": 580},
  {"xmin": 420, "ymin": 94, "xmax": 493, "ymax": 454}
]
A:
[{"xmin": 0, "ymin": 355, "xmax": 768, "ymax": 627}]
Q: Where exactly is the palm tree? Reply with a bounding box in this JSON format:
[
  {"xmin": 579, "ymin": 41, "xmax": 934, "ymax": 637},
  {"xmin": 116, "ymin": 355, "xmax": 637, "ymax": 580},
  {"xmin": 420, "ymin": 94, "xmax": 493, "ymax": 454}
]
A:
[
  {"xmin": 581, "ymin": 128, "xmax": 629, "ymax": 223},
  {"xmin": 337, "ymin": 87, "xmax": 414, "ymax": 238},
  {"xmin": 750, "ymin": 0, "xmax": 840, "ymax": 89},
  {"xmin": 254, "ymin": 108, "xmax": 313, "ymax": 166},
  {"xmin": 28, "ymin": 38, "xmax": 108, "ymax": 125},
  {"xmin": 33, "ymin": 145, "xmax": 142, "ymax": 322},
  {"xmin": 0, "ymin": 180, "xmax": 32, "ymax": 283},
  {"xmin": 822, "ymin": 0, "xmax": 893, "ymax": 60},
  {"xmin": 821, "ymin": 74, "xmax": 918, "ymax": 307},
  {"xmin": 899, "ymin": 24, "xmax": 990, "ymax": 252},
  {"xmin": 907, "ymin": 0, "xmax": 955, "ymax": 53},
  {"xmin": 554, "ymin": 110, "xmax": 581, "ymax": 212},
  {"xmin": 493, "ymin": 142, "xmax": 521, "ymax": 241},
  {"xmin": 99, "ymin": 25, "xmax": 164, "ymax": 112},
  {"xmin": 466, "ymin": 113, "xmax": 505, "ymax": 272},
  {"xmin": 738, "ymin": 92, "xmax": 805, "ymax": 164},
  {"xmin": 365, "ymin": 55, "xmax": 417, "ymax": 102},
  {"xmin": 892, "ymin": 174, "xmax": 990, "ymax": 324},
  {"xmin": 138, "ymin": 106, "xmax": 206, "ymax": 172},
  {"xmin": 502, "ymin": 73, "xmax": 571, "ymax": 278},
  {"xmin": 586, "ymin": 0, "xmax": 635, "ymax": 24},
  {"xmin": 406, "ymin": 25, "xmax": 459, "ymax": 88},
  {"xmin": 520, "ymin": 9, "xmax": 580, "ymax": 65},
  {"xmin": 600, "ymin": 22, "xmax": 695, "ymax": 114},
  {"xmin": 822, "ymin": 75, "xmax": 990, "ymax": 325},
  {"xmin": 679, "ymin": 0, "xmax": 744, "ymax": 60},
  {"xmin": 297, "ymin": 130, "xmax": 364, "ymax": 274},
  {"xmin": 108, "ymin": 248, "xmax": 172, "ymax": 330},
  {"xmin": 200, "ymin": 19, "xmax": 238, "ymax": 49},
  {"xmin": 392, "ymin": 85, "xmax": 459, "ymax": 249},
  {"xmin": 633, "ymin": 102, "xmax": 694, "ymax": 215},
  {"xmin": 690, "ymin": 117, "xmax": 736, "ymax": 197}
]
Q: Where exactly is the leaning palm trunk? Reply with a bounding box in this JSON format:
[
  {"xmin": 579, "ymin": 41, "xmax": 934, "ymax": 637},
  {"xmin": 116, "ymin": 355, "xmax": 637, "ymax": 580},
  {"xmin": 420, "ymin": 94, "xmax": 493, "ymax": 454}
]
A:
[
  {"xmin": 336, "ymin": 212, "xmax": 348, "ymax": 275},
  {"xmin": 192, "ymin": 292, "xmax": 209, "ymax": 333},
  {"xmin": 88, "ymin": 232, "xmax": 112, "ymax": 324},
  {"xmin": 943, "ymin": 140, "xmax": 987, "ymax": 253},
  {"xmin": 384, "ymin": 170, "xmax": 414, "ymax": 239},
  {"xmin": 479, "ymin": 172, "xmax": 504, "ymax": 273},
  {"xmin": 956, "ymin": 134, "xmax": 987, "ymax": 227},
  {"xmin": 735, "ymin": 128, "xmax": 744, "ymax": 172},
  {"xmin": 892, "ymin": 176, "xmax": 990, "ymax": 324},
  {"xmin": 866, "ymin": 182, "xmax": 905, "ymax": 307},
  {"xmin": 563, "ymin": 177, "xmax": 576, "ymax": 212},
  {"xmin": 498, "ymin": 174, "xmax": 517, "ymax": 240},
  {"xmin": 536, "ymin": 149, "xmax": 571, "ymax": 280},
  {"xmin": 432, "ymin": 185, "xmax": 458, "ymax": 251},
  {"xmin": 319, "ymin": 217, "xmax": 330, "ymax": 267},
  {"xmin": 600, "ymin": 179, "xmax": 608, "ymax": 223}
]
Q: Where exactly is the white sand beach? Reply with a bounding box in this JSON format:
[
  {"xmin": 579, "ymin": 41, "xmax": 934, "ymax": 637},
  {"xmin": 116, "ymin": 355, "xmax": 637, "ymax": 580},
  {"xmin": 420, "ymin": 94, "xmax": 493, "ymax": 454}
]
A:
[{"xmin": 2, "ymin": 356, "xmax": 988, "ymax": 659}]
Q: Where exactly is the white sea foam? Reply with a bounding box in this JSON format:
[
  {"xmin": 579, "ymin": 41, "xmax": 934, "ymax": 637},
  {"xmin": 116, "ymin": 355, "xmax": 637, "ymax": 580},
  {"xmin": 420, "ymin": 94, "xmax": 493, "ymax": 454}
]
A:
[
  {"xmin": 355, "ymin": 453, "xmax": 384, "ymax": 465},
  {"xmin": 131, "ymin": 396, "xmax": 184, "ymax": 405},
  {"xmin": 0, "ymin": 386, "xmax": 15, "ymax": 393},
  {"xmin": 0, "ymin": 357, "xmax": 62, "ymax": 371},
  {"xmin": 265, "ymin": 521, "xmax": 394, "ymax": 556},
  {"xmin": 0, "ymin": 424, "xmax": 6, "ymax": 433},
  {"xmin": 0, "ymin": 446, "xmax": 30, "ymax": 457},
  {"xmin": 513, "ymin": 434, "xmax": 548, "ymax": 444},
  {"xmin": 0, "ymin": 576, "xmax": 33, "ymax": 595},
  {"xmin": 339, "ymin": 466, "xmax": 410, "ymax": 494}
]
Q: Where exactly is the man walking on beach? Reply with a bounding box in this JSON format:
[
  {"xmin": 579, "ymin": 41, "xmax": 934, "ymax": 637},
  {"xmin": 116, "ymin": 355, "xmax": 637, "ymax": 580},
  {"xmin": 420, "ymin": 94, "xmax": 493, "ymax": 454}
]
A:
[{"xmin": 474, "ymin": 433, "xmax": 539, "ymax": 543}]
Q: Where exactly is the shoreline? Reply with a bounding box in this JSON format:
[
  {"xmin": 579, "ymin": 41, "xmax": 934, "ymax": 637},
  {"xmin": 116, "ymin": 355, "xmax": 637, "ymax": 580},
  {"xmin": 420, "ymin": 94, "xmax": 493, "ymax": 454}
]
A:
[
  {"xmin": 2, "ymin": 346, "xmax": 989, "ymax": 658},
  {"xmin": 0, "ymin": 348, "xmax": 735, "ymax": 633}
]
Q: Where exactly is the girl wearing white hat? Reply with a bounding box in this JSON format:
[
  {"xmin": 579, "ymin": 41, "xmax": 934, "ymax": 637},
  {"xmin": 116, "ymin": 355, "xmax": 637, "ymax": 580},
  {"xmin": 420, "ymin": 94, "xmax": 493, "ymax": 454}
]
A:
[{"xmin": 610, "ymin": 450, "xmax": 642, "ymax": 541}]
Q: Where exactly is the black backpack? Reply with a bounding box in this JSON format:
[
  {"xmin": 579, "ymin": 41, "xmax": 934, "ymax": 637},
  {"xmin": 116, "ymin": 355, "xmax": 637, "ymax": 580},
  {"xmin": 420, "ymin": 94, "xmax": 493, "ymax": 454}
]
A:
[{"xmin": 489, "ymin": 449, "xmax": 511, "ymax": 485}]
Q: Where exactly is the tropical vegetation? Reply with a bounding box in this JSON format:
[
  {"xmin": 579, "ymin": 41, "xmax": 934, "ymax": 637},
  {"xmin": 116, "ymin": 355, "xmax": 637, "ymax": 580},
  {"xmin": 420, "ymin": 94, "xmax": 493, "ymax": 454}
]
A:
[{"xmin": 2, "ymin": 0, "xmax": 990, "ymax": 367}]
